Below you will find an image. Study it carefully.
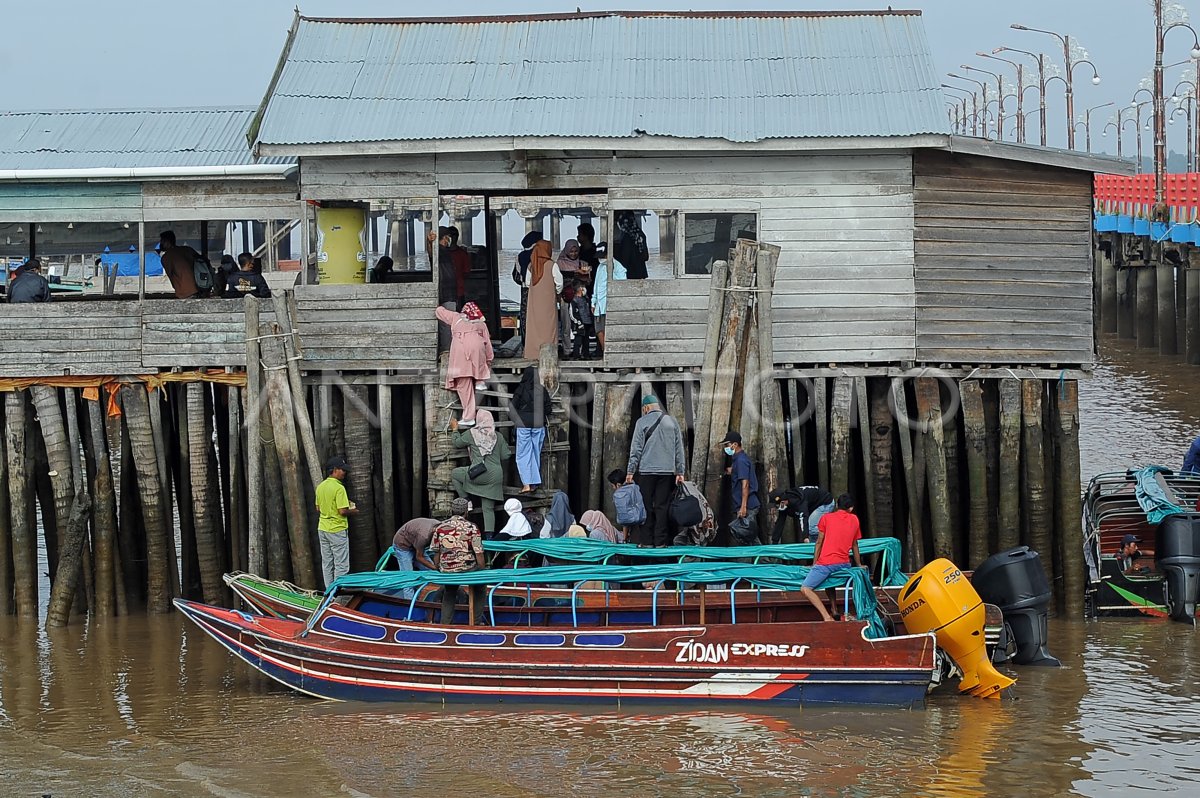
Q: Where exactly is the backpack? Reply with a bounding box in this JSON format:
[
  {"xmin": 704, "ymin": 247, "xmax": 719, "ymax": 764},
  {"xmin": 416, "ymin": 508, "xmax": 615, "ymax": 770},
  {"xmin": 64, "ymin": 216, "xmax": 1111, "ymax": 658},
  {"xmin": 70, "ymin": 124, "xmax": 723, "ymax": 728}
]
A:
[
  {"xmin": 192, "ymin": 255, "xmax": 217, "ymax": 297},
  {"xmin": 613, "ymin": 482, "xmax": 647, "ymax": 526}
]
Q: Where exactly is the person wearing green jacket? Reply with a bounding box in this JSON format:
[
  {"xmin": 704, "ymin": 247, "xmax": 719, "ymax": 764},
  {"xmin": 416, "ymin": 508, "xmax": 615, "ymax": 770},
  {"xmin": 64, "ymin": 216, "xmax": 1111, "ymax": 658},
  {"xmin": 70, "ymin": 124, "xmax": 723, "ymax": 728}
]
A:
[{"xmin": 450, "ymin": 409, "xmax": 511, "ymax": 537}]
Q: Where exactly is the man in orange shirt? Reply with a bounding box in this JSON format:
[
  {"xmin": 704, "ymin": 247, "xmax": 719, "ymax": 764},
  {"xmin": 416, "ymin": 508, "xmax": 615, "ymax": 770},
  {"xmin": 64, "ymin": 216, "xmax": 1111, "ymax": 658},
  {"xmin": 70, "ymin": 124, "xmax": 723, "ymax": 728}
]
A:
[{"xmin": 800, "ymin": 493, "xmax": 865, "ymax": 622}]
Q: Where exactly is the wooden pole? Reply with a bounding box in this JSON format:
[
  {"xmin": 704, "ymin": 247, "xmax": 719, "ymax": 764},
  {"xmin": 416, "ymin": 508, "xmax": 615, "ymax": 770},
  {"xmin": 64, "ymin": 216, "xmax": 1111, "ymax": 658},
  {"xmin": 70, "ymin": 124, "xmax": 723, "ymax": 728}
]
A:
[
  {"xmin": 272, "ymin": 290, "xmax": 322, "ymax": 489},
  {"xmin": 755, "ymin": 244, "xmax": 784, "ymax": 534},
  {"xmin": 997, "ymin": 378, "xmax": 1022, "ymax": 552},
  {"xmin": 942, "ymin": 390, "xmax": 963, "ymax": 564},
  {"xmin": 7, "ymin": 392, "xmax": 36, "ymax": 617},
  {"xmin": 688, "ymin": 255, "xmax": 729, "ymax": 483},
  {"xmin": 1099, "ymin": 240, "xmax": 1118, "ymax": 335},
  {"xmin": 0, "ymin": 400, "xmax": 9, "ymax": 616},
  {"xmin": 890, "ymin": 379, "xmax": 922, "ymax": 571},
  {"xmin": 914, "ymin": 378, "xmax": 952, "ymax": 560},
  {"xmin": 588, "ymin": 382, "xmax": 608, "ymax": 513},
  {"xmin": 853, "ymin": 376, "xmax": 875, "ymax": 534},
  {"xmin": 1187, "ymin": 265, "xmax": 1200, "ymax": 365},
  {"xmin": 260, "ymin": 422, "xmax": 292, "ymax": 582},
  {"xmin": 814, "ymin": 377, "xmax": 829, "ymax": 490},
  {"xmin": 340, "ymin": 383, "xmax": 379, "ymax": 570},
  {"xmin": 829, "ymin": 377, "xmax": 853, "ymax": 498},
  {"xmin": 411, "ymin": 388, "xmax": 427, "ymax": 517},
  {"xmin": 1136, "ymin": 266, "xmax": 1157, "ymax": 348},
  {"xmin": 961, "ymin": 380, "xmax": 990, "ymax": 569},
  {"xmin": 122, "ymin": 384, "xmax": 172, "ymax": 613},
  {"xmin": 1157, "ymin": 261, "xmax": 1178, "ymax": 356},
  {"xmin": 602, "ymin": 383, "xmax": 637, "ymax": 519},
  {"xmin": 227, "ymin": 386, "xmax": 245, "ymax": 573},
  {"xmin": 187, "ymin": 383, "xmax": 224, "ymax": 604},
  {"xmin": 1054, "ymin": 379, "xmax": 1085, "ymax": 617},
  {"xmin": 1021, "ymin": 380, "xmax": 1053, "ymax": 581},
  {"xmin": 379, "ymin": 382, "xmax": 396, "ymax": 547},
  {"xmin": 87, "ymin": 397, "xmax": 117, "ymax": 619},
  {"xmin": 108, "ymin": 403, "xmax": 132, "ymax": 614},
  {"xmin": 244, "ymin": 296, "xmax": 265, "ymax": 576},
  {"xmin": 172, "ymin": 385, "xmax": 196, "ymax": 598},
  {"xmin": 47, "ymin": 388, "xmax": 92, "ymax": 627},
  {"xmin": 786, "ymin": 380, "xmax": 806, "ymax": 493},
  {"xmin": 666, "ymin": 382, "xmax": 686, "ymax": 465},
  {"xmin": 866, "ymin": 378, "xmax": 894, "ymax": 538},
  {"xmin": 1116, "ymin": 267, "xmax": 1135, "ymax": 339}
]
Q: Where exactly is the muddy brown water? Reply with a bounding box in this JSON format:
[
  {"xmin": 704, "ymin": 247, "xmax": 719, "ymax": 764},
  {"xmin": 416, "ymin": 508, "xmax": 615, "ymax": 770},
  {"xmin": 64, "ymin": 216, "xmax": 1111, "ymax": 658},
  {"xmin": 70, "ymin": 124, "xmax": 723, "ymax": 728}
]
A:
[{"xmin": 1, "ymin": 335, "xmax": 1199, "ymax": 797}]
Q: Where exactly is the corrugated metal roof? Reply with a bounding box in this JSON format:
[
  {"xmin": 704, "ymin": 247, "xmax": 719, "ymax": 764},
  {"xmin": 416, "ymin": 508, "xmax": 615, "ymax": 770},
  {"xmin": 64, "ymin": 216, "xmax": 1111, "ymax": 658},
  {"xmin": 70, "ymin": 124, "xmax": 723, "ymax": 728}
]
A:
[
  {"xmin": 255, "ymin": 11, "xmax": 950, "ymax": 147},
  {"xmin": 0, "ymin": 107, "xmax": 291, "ymax": 170}
]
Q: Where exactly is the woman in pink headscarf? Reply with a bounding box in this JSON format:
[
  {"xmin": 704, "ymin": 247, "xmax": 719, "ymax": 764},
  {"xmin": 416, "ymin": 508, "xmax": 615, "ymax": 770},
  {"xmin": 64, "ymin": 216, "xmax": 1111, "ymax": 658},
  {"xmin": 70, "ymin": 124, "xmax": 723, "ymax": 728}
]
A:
[
  {"xmin": 436, "ymin": 301, "xmax": 493, "ymax": 426},
  {"xmin": 580, "ymin": 510, "xmax": 623, "ymax": 544}
]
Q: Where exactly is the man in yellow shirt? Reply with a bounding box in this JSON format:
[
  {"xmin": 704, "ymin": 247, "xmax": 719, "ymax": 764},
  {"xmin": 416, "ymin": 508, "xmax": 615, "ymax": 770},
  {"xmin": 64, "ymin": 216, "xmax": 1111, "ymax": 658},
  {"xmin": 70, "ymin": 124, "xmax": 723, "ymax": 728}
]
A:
[{"xmin": 315, "ymin": 456, "xmax": 358, "ymax": 588}]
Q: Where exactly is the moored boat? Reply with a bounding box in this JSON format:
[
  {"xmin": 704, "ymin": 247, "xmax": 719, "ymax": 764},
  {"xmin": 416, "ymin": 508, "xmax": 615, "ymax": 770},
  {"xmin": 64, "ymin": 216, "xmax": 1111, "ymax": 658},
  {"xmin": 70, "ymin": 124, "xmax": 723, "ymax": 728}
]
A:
[{"xmin": 184, "ymin": 562, "xmax": 941, "ymax": 708}]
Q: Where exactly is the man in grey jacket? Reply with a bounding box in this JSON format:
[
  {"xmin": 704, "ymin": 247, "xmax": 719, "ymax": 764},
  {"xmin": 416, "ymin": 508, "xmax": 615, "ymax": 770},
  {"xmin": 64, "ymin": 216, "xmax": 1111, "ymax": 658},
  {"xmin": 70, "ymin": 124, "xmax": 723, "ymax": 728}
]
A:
[{"xmin": 625, "ymin": 394, "xmax": 686, "ymax": 547}]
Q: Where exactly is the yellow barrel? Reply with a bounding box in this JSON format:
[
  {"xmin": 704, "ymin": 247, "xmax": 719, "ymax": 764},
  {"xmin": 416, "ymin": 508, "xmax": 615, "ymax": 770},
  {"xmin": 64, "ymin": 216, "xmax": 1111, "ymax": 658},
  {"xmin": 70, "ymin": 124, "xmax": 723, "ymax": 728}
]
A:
[
  {"xmin": 316, "ymin": 204, "xmax": 368, "ymax": 284},
  {"xmin": 899, "ymin": 558, "xmax": 1016, "ymax": 700}
]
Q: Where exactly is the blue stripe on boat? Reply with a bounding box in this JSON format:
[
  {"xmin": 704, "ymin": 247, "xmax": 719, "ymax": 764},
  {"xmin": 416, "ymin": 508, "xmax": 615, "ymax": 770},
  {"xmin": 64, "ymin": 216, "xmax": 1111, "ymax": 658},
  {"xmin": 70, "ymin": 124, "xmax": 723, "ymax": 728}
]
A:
[
  {"xmin": 573, "ymin": 633, "xmax": 626, "ymax": 648},
  {"xmin": 456, "ymin": 632, "xmax": 506, "ymax": 646},
  {"xmin": 514, "ymin": 633, "xmax": 566, "ymax": 647},
  {"xmin": 320, "ymin": 615, "xmax": 387, "ymax": 641},
  {"xmin": 395, "ymin": 629, "xmax": 448, "ymax": 645}
]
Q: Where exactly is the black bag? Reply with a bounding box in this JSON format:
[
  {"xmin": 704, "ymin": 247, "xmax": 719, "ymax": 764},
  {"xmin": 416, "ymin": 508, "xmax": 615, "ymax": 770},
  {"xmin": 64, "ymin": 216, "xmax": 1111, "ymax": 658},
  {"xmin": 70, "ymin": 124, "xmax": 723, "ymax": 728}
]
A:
[
  {"xmin": 669, "ymin": 485, "xmax": 704, "ymax": 528},
  {"xmin": 729, "ymin": 516, "xmax": 759, "ymax": 545},
  {"xmin": 467, "ymin": 461, "xmax": 487, "ymax": 480}
]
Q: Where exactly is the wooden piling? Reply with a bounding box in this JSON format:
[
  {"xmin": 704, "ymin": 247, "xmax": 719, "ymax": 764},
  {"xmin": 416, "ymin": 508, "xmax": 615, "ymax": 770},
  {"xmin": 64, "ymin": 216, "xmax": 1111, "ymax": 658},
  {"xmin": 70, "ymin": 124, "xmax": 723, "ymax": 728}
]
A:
[
  {"xmin": 1021, "ymin": 380, "xmax": 1053, "ymax": 584},
  {"xmin": 1157, "ymin": 261, "xmax": 1178, "ymax": 356},
  {"xmin": 914, "ymin": 378, "xmax": 952, "ymax": 560},
  {"xmin": 6, "ymin": 392, "xmax": 36, "ymax": 617},
  {"xmin": 411, "ymin": 389, "xmax": 427, "ymax": 517},
  {"xmin": 1054, "ymin": 379, "xmax": 1085, "ymax": 616},
  {"xmin": 121, "ymin": 384, "xmax": 172, "ymax": 614},
  {"xmin": 244, "ymin": 295, "xmax": 266, "ymax": 576},
  {"xmin": 341, "ymin": 383, "xmax": 379, "ymax": 569},
  {"xmin": 754, "ymin": 246, "xmax": 783, "ymax": 533},
  {"xmin": 997, "ymin": 378, "xmax": 1022, "ymax": 552},
  {"xmin": 853, "ymin": 377, "xmax": 875, "ymax": 534},
  {"xmin": 0, "ymin": 401, "xmax": 10, "ymax": 616},
  {"xmin": 1187, "ymin": 265, "xmax": 1200, "ymax": 366},
  {"xmin": 226, "ymin": 386, "xmax": 245, "ymax": 573},
  {"xmin": 602, "ymin": 383, "xmax": 637, "ymax": 519},
  {"xmin": 187, "ymin": 382, "xmax": 224, "ymax": 605},
  {"xmin": 689, "ymin": 259, "xmax": 728, "ymax": 484},
  {"xmin": 379, "ymin": 383, "xmax": 396, "ymax": 546},
  {"xmin": 264, "ymin": 343, "xmax": 318, "ymax": 588},
  {"xmin": 867, "ymin": 378, "xmax": 894, "ymax": 538},
  {"xmin": 259, "ymin": 423, "xmax": 292, "ymax": 582},
  {"xmin": 890, "ymin": 378, "xmax": 922, "ymax": 571},
  {"xmin": 173, "ymin": 386, "xmax": 197, "ymax": 598},
  {"xmin": 47, "ymin": 388, "xmax": 92, "ymax": 628},
  {"xmin": 588, "ymin": 382, "xmax": 607, "ymax": 513},
  {"xmin": 960, "ymin": 380, "xmax": 990, "ymax": 569},
  {"xmin": 829, "ymin": 377, "xmax": 853, "ymax": 498},
  {"xmin": 1099, "ymin": 241, "xmax": 1118, "ymax": 335},
  {"xmin": 272, "ymin": 290, "xmax": 322, "ymax": 489},
  {"xmin": 1136, "ymin": 266, "xmax": 1157, "ymax": 348},
  {"xmin": 814, "ymin": 378, "xmax": 829, "ymax": 491},
  {"xmin": 786, "ymin": 379, "xmax": 807, "ymax": 492},
  {"xmin": 87, "ymin": 397, "xmax": 117, "ymax": 619}
]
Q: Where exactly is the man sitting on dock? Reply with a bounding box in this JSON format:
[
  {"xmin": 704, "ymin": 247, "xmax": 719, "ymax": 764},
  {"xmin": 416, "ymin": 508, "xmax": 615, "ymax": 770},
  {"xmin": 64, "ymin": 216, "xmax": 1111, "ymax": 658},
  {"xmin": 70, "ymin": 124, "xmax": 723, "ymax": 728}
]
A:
[
  {"xmin": 431, "ymin": 498, "xmax": 486, "ymax": 625},
  {"xmin": 800, "ymin": 493, "xmax": 865, "ymax": 622}
]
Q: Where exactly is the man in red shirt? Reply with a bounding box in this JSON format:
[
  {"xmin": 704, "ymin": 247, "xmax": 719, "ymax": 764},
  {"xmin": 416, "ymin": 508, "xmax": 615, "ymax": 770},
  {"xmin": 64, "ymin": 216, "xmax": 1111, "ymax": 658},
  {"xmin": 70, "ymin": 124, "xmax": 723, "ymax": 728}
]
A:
[{"xmin": 800, "ymin": 493, "xmax": 865, "ymax": 622}]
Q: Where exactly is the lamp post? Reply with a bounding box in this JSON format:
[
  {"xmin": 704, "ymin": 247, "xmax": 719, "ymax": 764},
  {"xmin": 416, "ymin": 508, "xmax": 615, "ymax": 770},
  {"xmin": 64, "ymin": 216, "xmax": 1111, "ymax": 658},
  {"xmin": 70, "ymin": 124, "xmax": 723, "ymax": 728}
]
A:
[
  {"xmin": 1168, "ymin": 103, "xmax": 1195, "ymax": 170},
  {"xmin": 1011, "ymin": 25, "xmax": 1101, "ymax": 150},
  {"xmin": 1150, "ymin": 1, "xmax": 1200, "ymax": 208},
  {"xmin": 1075, "ymin": 102, "xmax": 1114, "ymax": 153},
  {"xmin": 948, "ymin": 73, "xmax": 990, "ymax": 138},
  {"xmin": 1102, "ymin": 119, "xmax": 1122, "ymax": 158},
  {"xmin": 963, "ymin": 64, "xmax": 1004, "ymax": 140},
  {"xmin": 1125, "ymin": 100, "xmax": 1153, "ymax": 172},
  {"xmin": 995, "ymin": 46, "xmax": 1052, "ymax": 145},
  {"xmin": 942, "ymin": 84, "xmax": 975, "ymax": 135},
  {"xmin": 979, "ymin": 50, "xmax": 1032, "ymax": 143}
]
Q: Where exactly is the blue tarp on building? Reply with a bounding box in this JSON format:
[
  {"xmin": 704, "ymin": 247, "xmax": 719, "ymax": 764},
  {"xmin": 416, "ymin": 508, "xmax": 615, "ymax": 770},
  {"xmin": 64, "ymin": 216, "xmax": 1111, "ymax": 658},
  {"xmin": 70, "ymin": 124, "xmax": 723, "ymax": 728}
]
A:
[{"xmin": 99, "ymin": 252, "xmax": 163, "ymax": 277}]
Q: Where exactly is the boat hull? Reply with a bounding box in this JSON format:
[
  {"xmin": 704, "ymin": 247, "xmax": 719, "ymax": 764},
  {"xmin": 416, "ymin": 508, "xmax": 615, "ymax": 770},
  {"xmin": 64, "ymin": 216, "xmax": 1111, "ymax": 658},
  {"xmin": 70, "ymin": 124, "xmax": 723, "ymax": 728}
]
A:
[{"xmin": 177, "ymin": 598, "xmax": 936, "ymax": 708}]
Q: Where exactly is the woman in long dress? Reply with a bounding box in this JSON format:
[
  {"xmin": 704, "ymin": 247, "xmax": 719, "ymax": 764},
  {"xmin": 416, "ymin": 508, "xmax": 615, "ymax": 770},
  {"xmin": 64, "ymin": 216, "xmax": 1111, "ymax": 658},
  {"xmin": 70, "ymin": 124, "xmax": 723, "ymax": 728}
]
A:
[
  {"xmin": 523, "ymin": 239, "xmax": 561, "ymax": 360},
  {"xmin": 449, "ymin": 409, "xmax": 510, "ymax": 536},
  {"xmin": 436, "ymin": 301, "xmax": 492, "ymax": 426}
]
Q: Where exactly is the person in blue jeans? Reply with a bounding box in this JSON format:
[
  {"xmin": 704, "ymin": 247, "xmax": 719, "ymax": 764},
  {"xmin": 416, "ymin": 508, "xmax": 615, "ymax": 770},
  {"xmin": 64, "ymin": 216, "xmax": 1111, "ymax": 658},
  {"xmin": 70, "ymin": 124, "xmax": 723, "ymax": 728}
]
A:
[
  {"xmin": 392, "ymin": 517, "xmax": 438, "ymax": 600},
  {"xmin": 800, "ymin": 494, "xmax": 865, "ymax": 622}
]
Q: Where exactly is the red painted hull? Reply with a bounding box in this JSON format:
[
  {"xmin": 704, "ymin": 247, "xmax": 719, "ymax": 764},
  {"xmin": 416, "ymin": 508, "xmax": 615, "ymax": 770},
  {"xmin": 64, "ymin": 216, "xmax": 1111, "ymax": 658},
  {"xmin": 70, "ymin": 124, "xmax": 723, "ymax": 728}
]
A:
[{"xmin": 176, "ymin": 598, "xmax": 936, "ymax": 708}]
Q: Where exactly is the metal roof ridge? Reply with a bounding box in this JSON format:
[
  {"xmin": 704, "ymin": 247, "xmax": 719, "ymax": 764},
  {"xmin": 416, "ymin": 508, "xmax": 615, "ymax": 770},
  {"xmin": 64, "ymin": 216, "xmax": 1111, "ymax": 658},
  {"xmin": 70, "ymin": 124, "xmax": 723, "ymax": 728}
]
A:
[
  {"xmin": 296, "ymin": 9, "xmax": 924, "ymax": 25},
  {"xmin": 0, "ymin": 105, "xmax": 256, "ymax": 117}
]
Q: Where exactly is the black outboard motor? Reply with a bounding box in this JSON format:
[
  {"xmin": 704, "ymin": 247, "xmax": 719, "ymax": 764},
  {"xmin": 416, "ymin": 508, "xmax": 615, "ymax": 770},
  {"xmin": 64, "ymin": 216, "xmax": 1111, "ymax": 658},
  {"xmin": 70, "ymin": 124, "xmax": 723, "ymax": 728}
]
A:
[
  {"xmin": 972, "ymin": 546, "xmax": 1060, "ymax": 667},
  {"xmin": 1155, "ymin": 514, "xmax": 1200, "ymax": 624}
]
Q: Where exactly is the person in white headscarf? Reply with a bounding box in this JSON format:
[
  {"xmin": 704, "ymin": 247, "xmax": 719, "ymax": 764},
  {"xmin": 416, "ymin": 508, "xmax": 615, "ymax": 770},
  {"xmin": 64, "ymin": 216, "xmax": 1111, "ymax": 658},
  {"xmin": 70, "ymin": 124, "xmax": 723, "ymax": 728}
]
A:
[{"xmin": 497, "ymin": 498, "xmax": 534, "ymax": 540}]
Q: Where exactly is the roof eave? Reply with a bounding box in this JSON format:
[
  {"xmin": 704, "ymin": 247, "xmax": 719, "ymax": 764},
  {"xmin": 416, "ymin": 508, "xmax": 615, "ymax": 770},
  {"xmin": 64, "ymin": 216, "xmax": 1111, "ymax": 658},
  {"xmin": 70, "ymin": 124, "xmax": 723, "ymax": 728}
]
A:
[
  {"xmin": 940, "ymin": 135, "xmax": 1137, "ymax": 176},
  {"xmin": 256, "ymin": 133, "xmax": 949, "ymax": 158}
]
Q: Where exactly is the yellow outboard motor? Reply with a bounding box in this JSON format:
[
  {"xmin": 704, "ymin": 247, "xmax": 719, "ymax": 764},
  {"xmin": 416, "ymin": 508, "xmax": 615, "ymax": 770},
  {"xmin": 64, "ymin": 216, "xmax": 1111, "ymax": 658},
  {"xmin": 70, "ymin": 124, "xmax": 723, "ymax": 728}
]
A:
[{"xmin": 900, "ymin": 559, "xmax": 1016, "ymax": 700}]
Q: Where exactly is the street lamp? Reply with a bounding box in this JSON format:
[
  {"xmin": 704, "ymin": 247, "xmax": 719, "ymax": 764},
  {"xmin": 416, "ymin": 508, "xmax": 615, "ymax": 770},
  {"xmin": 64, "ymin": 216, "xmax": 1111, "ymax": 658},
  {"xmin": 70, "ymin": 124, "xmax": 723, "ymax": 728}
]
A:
[
  {"xmin": 1151, "ymin": 0, "xmax": 1200, "ymax": 208},
  {"xmin": 948, "ymin": 73, "xmax": 991, "ymax": 138},
  {"xmin": 979, "ymin": 50, "xmax": 1035, "ymax": 143},
  {"xmin": 942, "ymin": 84, "xmax": 975, "ymax": 135},
  {"xmin": 1072, "ymin": 101, "xmax": 1114, "ymax": 153},
  {"xmin": 963, "ymin": 64, "xmax": 1005, "ymax": 140},
  {"xmin": 1011, "ymin": 24, "xmax": 1102, "ymax": 150},
  {"xmin": 995, "ymin": 46, "xmax": 1054, "ymax": 146},
  {"xmin": 1124, "ymin": 100, "xmax": 1154, "ymax": 173},
  {"xmin": 1170, "ymin": 81, "xmax": 1197, "ymax": 170},
  {"xmin": 1102, "ymin": 118, "xmax": 1122, "ymax": 158}
]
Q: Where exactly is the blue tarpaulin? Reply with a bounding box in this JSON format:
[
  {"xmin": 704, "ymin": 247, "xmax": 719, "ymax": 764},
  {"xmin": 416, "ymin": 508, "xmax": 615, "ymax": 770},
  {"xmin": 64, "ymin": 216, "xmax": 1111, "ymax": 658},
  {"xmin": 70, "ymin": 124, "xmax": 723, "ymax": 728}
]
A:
[
  {"xmin": 99, "ymin": 253, "xmax": 163, "ymax": 277},
  {"xmin": 1134, "ymin": 465, "xmax": 1186, "ymax": 524}
]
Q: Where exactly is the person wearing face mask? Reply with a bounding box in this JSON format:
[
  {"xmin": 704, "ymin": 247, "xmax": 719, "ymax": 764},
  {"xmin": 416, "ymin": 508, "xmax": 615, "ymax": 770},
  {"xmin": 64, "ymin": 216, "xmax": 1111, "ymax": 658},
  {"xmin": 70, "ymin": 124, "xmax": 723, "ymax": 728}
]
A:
[{"xmin": 721, "ymin": 432, "xmax": 761, "ymax": 545}]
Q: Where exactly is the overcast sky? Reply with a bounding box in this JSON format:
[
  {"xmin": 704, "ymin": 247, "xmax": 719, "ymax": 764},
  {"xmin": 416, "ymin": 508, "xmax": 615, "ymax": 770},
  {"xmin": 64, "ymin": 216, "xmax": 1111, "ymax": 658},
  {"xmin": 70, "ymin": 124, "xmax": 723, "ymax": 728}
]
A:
[{"xmin": 0, "ymin": 1, "xmax": 1191, "ymax": 155}]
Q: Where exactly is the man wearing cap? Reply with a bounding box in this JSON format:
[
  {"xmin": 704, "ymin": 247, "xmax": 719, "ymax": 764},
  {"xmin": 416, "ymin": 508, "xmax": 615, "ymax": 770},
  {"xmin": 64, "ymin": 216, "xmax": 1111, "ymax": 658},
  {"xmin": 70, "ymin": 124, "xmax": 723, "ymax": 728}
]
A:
[
  {"xmin": 768, "ymin": 485, "xmax": 835, "ymax": 544},
  {"xmin": 430, "ymin": 497, "xmax": 486, "ymax": 624},
  {"xmin": 1116, "ymin": 534, "xmax": 1144, "ymax": 574},
  {"xmin": 722, "ymin": 432, "xmax": 761, "ymax": 545},
  {"xmin": 625, "ymin": 395, "xmax": 686, "ymax": 547},
  {"xmin": 315, "ymin": 456, "xmax": 358, "ymax": 588}
]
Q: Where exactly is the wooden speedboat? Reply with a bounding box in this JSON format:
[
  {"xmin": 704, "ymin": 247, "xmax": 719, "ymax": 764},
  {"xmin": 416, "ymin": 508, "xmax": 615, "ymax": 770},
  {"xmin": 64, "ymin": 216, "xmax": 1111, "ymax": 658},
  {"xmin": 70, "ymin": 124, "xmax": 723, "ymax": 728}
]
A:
[{"xmin": 183, "ymin": 562, "xmax": 939, "ymax": 708}]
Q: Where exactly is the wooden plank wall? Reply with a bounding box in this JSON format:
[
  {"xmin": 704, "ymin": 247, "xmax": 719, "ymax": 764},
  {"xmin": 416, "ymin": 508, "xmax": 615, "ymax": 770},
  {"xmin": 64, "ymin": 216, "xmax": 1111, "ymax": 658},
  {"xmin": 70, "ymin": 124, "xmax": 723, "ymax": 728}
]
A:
[
  {"xmin": 603, "ymin": 279, "xmax": 709, "ymax": 368},
  {"xmin": 912, "ymin": 150, "xmax": 1094, "ymax": 365},
  {"xmin": 0, "ymin": 284, "xmax": 438, "ymax": 377}
]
